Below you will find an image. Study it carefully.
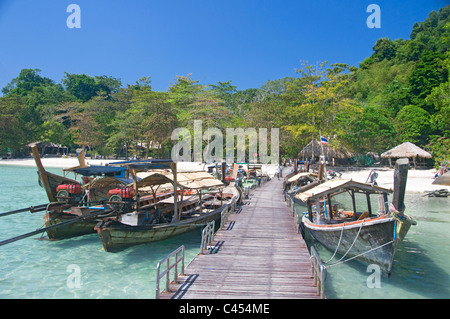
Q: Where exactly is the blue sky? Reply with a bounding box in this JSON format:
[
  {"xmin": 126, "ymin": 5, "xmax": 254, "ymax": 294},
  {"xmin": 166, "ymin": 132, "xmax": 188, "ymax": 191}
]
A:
[{"xmin": 0, "ymin": 0, "xmax": 447, "ymax": 93}]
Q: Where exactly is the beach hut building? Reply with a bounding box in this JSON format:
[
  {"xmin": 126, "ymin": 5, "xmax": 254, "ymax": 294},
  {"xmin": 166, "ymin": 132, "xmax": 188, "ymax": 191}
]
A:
[
  {"xmin": 381, "ymin": 142, "xmax": 432, "ymax": 168},
  {"xmin": 27, "ymin": 142, "xmax": 69, "ymax": 157},
  {"xmin": 299, "ymin": 139, "xmax": 353, "ymax": 166}
]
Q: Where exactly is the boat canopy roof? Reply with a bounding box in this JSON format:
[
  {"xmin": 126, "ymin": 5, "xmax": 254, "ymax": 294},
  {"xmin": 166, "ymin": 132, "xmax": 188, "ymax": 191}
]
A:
[
  {"xmin": 294, "ymin": 178, "xmax": 392, "ymax": 203},
  {"xmin": 136, "ymin": 171, "xmax": 224, "ymax": 190},
  {"xmin": 136, "ymin": 173, "xmax": 179, "ymax": 188},
  {"xmin": 73, "ymin": 165, "xmax": 127, "ymax": 177},
  {"xmin": 85, "ymin": 176, "xmax": 130, "ymax": 189},
  {"xmin": 108, "ymin": 159, "xmax": 173, "ymax": 171},
  {"xmin": 71, "ymin": 159, "xmax": 173, "ymax": 177},
  {"xmin": 176, "ymin": 172, "xmax": 224, "ymax": 189},
  {"xmin": 287, "ymin": 172, "xmax": 318, "ymax": 183}
]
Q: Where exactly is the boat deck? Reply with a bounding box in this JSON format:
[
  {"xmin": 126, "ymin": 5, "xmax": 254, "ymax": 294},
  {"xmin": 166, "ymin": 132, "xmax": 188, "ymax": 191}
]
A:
[{"xmin": 161, "ymin": 171, "xmax": 320, "ymax": 299}]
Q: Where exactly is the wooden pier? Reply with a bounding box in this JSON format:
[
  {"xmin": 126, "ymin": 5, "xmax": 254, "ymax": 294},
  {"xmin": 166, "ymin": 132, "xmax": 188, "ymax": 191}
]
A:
[{"xmin": 160, "ymin": 172, "xmax": 321, "ymax": 299}]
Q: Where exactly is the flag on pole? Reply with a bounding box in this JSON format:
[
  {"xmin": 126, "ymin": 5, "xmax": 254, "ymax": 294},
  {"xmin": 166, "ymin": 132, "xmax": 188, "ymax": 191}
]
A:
[{"xmin": 320, "ymin": 136, "xmax": 329, "ymax": 145}]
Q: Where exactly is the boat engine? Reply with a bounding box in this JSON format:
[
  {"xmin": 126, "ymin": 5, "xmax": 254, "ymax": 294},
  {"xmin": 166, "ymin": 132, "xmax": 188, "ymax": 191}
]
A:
[
  {"xmin": 107, "ymin": 187, "xmax": 136, "ymax": 212},
  {"xmin": 56, "ymin": 183, "xmax": 83, "ymax": 204}
]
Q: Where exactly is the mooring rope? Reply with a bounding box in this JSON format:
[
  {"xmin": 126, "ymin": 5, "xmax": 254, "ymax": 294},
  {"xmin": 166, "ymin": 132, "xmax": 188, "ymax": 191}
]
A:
[
  {"xmin": 324, "ymin": 220, "xmax": 365, "ymax": 266},
  {"xmin": 323, "ymin": 222, "xmax": 345, "ymax": 264},
  {"xmin": 325, "ymin": 240, "xmax": 394, "ymax": 268}
]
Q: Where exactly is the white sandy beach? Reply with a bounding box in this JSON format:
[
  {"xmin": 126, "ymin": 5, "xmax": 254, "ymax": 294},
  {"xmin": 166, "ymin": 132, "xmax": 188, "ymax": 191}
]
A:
[
  {"xmin": 336, "ymin": 167, "xmax": 449, "ymax": 194},
  {"xmin": 0, "ymin": 157, "xmax": 448, "ymax": 194},
  {"xmin": 0, "ymin": 157, "xmax": 216, "ymax": 171}
]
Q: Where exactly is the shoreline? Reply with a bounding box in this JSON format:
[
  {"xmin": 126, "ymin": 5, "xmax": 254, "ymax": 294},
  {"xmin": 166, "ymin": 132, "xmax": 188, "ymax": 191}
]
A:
[
  {"xmin": 0, "ymin": 156, "xmax": 121, "ymax": 168},
  {"xmin": 1, "ymin": 157, "xmax": 448, "ymax": 194},
  {"xmin": 336, "ymin": 166, "xmax": 448, "ymax": 194}
]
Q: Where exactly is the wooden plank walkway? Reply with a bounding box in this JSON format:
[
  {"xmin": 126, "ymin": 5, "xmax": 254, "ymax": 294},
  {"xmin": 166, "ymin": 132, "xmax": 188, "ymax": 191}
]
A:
[{"xmin": 161, "ymin": 173, "xmax": 320, "ymax": 299}]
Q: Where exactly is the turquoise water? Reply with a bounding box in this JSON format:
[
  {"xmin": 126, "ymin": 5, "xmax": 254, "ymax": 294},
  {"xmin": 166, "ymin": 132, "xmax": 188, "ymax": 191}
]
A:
[
  {"xmin": 300, "ymin": 192, "xmax": 450, "ymax": 299},
  {"xmin": 0, "ymin": 166, "xmax": 203, "ymax": 299},
  {"xmin": 1, "ymin": 166, "xmax": 449, "ymax": 299}
]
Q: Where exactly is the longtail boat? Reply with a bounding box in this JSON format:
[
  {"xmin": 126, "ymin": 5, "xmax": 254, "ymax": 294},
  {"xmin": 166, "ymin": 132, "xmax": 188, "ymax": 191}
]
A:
[
  {"xmin": 95, "ymin": 168, "xmax": 240, "ymax": 252},
  {"xmin": 43, "ymin": 166, "xmax": 130, "ymax": 240},
  {"xmin": 284, "ymin": 171, "xmax": 318, "ymax": 194},
  {"xmin": 44, "ymin": 161, "xmax": 177, "ymax": 240},
  {"xmin": 31, "ymin": 146, "xmax": 81, "ymax": 203},
  {"xmin": 432, "ymin": 168, "xmax": 450, "ymax": 186},
  {"xmin": 30, "ymin": 145, "xmax": 107, "ymax": 239},
  {"xmin": 296, "ymin": 158, "xmax": 416, "ymax": 275}
]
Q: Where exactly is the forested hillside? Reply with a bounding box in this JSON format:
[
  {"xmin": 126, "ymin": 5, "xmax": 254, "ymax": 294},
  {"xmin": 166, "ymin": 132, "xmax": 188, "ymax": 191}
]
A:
[{"xmin": 1, "ymin": 6, "xmax": 448, "ymax": 166}]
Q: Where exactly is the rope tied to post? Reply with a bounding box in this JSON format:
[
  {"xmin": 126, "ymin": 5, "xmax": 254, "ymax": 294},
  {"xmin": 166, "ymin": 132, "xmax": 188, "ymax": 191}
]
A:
[{"xmin": 389, "ymin": 203, "xmax": 405, "ymax": 240}]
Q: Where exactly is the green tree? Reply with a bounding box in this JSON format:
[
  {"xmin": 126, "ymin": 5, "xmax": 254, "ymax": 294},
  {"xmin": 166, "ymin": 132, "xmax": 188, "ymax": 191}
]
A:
[
  {"xmin": 1, "ymin": 68, "xmax": 54, "ymax": 96},
  {"xmin": 67, "ymin": 93, "xmax": 123, "ymax": 155},
  {"xmin": 169, "ymin": 74, "xmax": 230, "ymax": 129},
  {"xmin": 129, "ymin": 90, "xmax": 178, "ymax": 158},
  {"xmin": 62, "ymin": 73, "xmax": 98, "ymax": 102},
  {"xmin": 340, "ymin": 106, "xmax": 396, "ymax": 155},
  {"xmin": 372, "ymin": 38, "xmax": 397, "ymax": 62},
  {"xmin": 62, "ymin": 73, "xmax": 121, "ymax": 102},
  {"xmin": 408, "ymin": 51, "xmax": 448, "ymax": 112},
  {"xmin": 283, "ymin": 62, "xmax": 359, "ymax": 152},
  {"xmin": 395, "ymin": 105, "xmax": 433, "ymax": 146},
  {"xmin": 1, "ymin": 69, "xmax": 68, "ymax": 143},
  {"xmin": 94, "ymin": 75, "xmax": 122, "ymax": 97},
  {"xmin": 209, "ymin": 80, "xmax": 237, "ymax": 109},
  {"xmin": 39, "ymin": 120, "xmax": 66, "ymax": 156},
  {"xmin": 168, "ymin": 74, "xmax": 204, "ymax": 111},
  {"xmin": 427, "ymin": 136, "xmax": 449, "ymax": 169},
  {"xmin": 426, "ymin": 53, "xmax": 450, "ymax": 137},
  {"xmin": 0, "ymin": 97, "xmax": 30, "ymax": 156}
]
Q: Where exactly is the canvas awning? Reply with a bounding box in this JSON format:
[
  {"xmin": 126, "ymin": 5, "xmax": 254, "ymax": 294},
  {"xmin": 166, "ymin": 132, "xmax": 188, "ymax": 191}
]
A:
[
  {"xmin": 136, "ymin": 173, "xmax": 178, "ymax": 188},
  {"xmin": 84, "ymin": 176, "xmax": 129, "ymax": 189},
  {"xmin": 287, "ymin": 172, "xmax": 318, "ymax": 183},
  {"xmin": 73, "ymin": 166, "xmax": 128, "ymax": 177},
  {"xmin": 136, "ymin": 171, "xmax": 224, "ymax": 190},
  {"xmin": 108, "ymin": 159, "xmax": 173, "ymax": 171},
  {"xmin": 381, "ymin": 142, "xmax": 432, "ymax": 159},
  {"xmin": 174, "ymin": 172, "xmax": 225, "ymax": 189},
  {"xmin": 294, "ymin": 178, "xmax": 392, "ymax": 203}
]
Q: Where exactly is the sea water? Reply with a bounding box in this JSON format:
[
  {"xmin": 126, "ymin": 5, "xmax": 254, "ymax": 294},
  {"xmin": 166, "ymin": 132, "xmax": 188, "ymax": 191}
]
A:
[
  {"xmin": 0, "ymin": 165, "xmax": 203, "ymax": 299},
  {"xmin": 0, "ymin": 166, "xmax": 449, "ymax": 299},
  {"xmin": 300, "ymin": 191, "xmax": 450, "ymax": 299}
]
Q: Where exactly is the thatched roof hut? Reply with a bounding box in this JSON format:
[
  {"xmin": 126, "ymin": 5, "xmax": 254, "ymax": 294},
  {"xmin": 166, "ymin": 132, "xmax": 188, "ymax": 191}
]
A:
[
  {"xmin": 299, "ymin": 139, "xmax": 353, "ymax": 162},
  {"xmin": 381, "ymin": 142, "xmax": 432, "ymax": 168},
  {"xmin": 381, "ymin": 142, "xmax": 432, "ymax": 159}
]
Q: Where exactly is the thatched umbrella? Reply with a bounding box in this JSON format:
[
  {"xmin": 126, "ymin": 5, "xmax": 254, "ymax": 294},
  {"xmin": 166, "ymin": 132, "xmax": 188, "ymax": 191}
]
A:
[{"xmin": 381, "ymin": 142, "xmax": 432, "ymax": 168}]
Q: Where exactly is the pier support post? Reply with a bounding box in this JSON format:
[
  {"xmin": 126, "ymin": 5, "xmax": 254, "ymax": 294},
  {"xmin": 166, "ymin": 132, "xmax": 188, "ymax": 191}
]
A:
[{"xmin": 392, "ymin": 158, "xmax": 409, "ymax": 214}]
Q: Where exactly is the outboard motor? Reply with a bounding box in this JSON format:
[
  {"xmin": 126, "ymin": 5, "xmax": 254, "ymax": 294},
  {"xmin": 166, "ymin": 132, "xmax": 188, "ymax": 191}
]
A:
[
  {"xmin": 56, "ymin": 183, "xmax": 83, "ymax": 204},
  {"xmin": 107, "ymin": 187, "xmax": 136, "ymax": 212}
]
